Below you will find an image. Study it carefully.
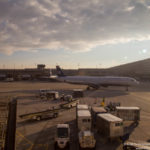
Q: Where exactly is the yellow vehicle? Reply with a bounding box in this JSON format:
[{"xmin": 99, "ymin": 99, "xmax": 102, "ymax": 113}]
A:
[{"xmin": 78, "ymin": 131, "xmax": 96, "ymax": 150}]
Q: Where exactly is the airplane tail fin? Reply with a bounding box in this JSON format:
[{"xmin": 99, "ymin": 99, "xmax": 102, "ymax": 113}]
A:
[{"xmin": 56, "ymin": 66, "xmax": 65, "ymax": 77}]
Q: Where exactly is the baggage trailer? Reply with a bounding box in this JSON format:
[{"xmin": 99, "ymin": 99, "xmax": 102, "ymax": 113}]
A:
[
  {"xmin": 60, "ymin": 99, "xmax": 79, "ymax": 109},
  {"xmin": 96, "ymin": 113, "xmax": 123, "ymax": 139},
  {"xmin": 19, "ymin": 107, "xmax": 60, "ymax": 121},
  {"xmin": 91, "ymin": 106, "xmax": 107, "ymax": 126},
  {"xmin": 116, "ymin": 107, "xmax": 140, "ymax": 121},
  {"xmin": 76, "ymin": 109, "xmax": 96, "ymax": 149}
]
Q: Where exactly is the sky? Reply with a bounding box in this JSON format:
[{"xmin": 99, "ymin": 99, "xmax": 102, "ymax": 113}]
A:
[{"xmin": 0, "ymin": 0, "xmax": 150, "ymax": 69}]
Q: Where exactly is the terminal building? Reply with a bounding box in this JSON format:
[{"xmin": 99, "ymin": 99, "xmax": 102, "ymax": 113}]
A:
[
  {"xmin": 0, "ymin": 64, "xmax": 51, "ymax": 80},
  {"xmin": 0, "ymin": 58, "xmax": 150, "ymax": 81}
]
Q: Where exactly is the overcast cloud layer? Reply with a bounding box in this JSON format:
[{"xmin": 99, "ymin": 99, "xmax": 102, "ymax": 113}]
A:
[{"xmin": 1, "ymin": 0, "xmax": 150, "ymax": 54}]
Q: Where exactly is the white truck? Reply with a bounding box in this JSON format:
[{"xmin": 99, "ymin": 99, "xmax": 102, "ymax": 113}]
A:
[
  {"xmin": 54, "ymin": 124, "xmax": 70, "ymax": 150},
  {"xmin": 77, "ymin": 109, "xmax": 96, "ymax": 149},
  {"xmin": 39, "ymin": 89, "xmax": 59, "ymax": 100}
]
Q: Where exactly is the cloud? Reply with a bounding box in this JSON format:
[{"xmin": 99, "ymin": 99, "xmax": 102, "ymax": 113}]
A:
[{"xmin": 1, "ymin": 0, "xmax": 150, "ymax": 54}]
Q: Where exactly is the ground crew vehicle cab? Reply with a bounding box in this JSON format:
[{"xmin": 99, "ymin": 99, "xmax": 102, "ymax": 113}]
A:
[{"xmin": 55, "ymin": 124, "xmax": 70, "ymax": 150}]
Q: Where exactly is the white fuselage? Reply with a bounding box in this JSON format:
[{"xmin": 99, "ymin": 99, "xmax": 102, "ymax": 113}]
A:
[{"xmin": 55, "ymin": 76, "xmax": 139, "ymax": 88}]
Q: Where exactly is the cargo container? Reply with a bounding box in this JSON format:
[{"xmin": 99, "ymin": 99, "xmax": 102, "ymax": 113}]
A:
[
  {"xmin": 116, "ymin": 107, "xmax": 140, "ymax": 121},
  {"xmin": 77, "ymin": 104, "xmax": 88, "ymax": 111},
  {"xmin": 91, "ymin": 106, "xmax": 107, "ymax": 126},
  {"xmin": 96, "ymin": 113, "xmax": 123, "ymax": 138},
  {"xmin": 76, "ymin": 109, "xmax": 96, "ymax": 149},
  {"xmin": 77, "ymin": 110, "xmax": 91, "ymax": 131}
]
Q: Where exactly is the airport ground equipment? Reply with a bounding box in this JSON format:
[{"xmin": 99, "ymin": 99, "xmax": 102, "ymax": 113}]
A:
[
  {"xmin": 77, "ymin": 110, "xmax": 92, "ymax": 131},
  {"xmin": 116, "ymin": 107, "xmax": 140, "ymax": 121},
  {"xmin": 60, "ymin": 99, "xmax": 79, "ymax": 109},
  {"xmin": 5, "ymin": 99, "xmax": 17, "ymax": 150},
  {"xmin": 96, "ymin": 113, "xmax": 123, "ymax": 139},
  {"xmin": 39, "ymin": 89, "xmax": 59, "ymax": 100},
  {"xmin": 73, "ymin": 89, "xmax": 84, "ymax": 98},
  {"xmin": 0, "ymin": 102, "xmax": 9, "ymax": 150},
  {"xmin": 76, "ymin": 104, "xmax": 89, "ymax": 119},
  {"xmin": 19, "ymin": 107, "xmax": 60, "ymax": 121},
  {"xmin": 54, "ymin": 124, "xmax": 70, "ymax": 150},
  {"xmin": 5, "ymin": 77, "xmax": 14, "ymax": 82},
  {"xmin": 91, "ymin": 106, "xmax": 107, "ymax": 126},
  {"xmin": 123, "ymin": 141, "xmax": 150, "ymax": 150},
  {"xmin": 77, "ymin": 104, "xmax": 89, "ymax": 111},
  {"xmin": 0, "ymin": 98, "xmax": 17, "ymax": 150},
  {"xmin": 77, "ymin": 109, "xmax": 96, "ymax": 149},
  {"xmin": 105, "ymin": 102, "xmax": 121, "ymax": 112},
  {"xmin": 60, "ymin": 95, "xmax": 73, "ymax": 102},
  {"xmin": 78, "ymin": 130, "xmax": 96, "ymax": 150}
]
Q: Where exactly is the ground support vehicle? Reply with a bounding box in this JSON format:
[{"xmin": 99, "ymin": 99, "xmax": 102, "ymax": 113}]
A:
[
  {"xmin": 105, "ymin": 102, "xmax": 121, "ymax": 112},
  {"xmin": 77, "ymin": 104, "xmax": 89, "ymax": 111},
  {"xmin": 123, "ymin": 141, "xmax": 150, "ymax": 150},
  {"xmin": 19, "ymin": 107, "xmax": 60, "ymax": 121},
  {"xmin": 38, "ymin": 89, "xmax": 59, "ymax": 100},
  {"xmin": 0, "ymin": 102, "xmax": 9, "ymax": 150},
  {"xmin": 60, "ymin": 95, "xmax": 73, "ymax": 102},
  {"xmin": 96, "ymin": 113, "xmax": 123, "ymax": 139},
  {"xmin": 5, "ymin": 77, "xmax": 14, "ymax": 82},
  {"xmin": 77, "ymin": 110, "xmax": 91, "ymax": 131},
  {"xmin": 60, "ymin": 99, "xmax": 79, "ymax": 109},
  {"xmin": 77, "ymin": 109, "xmax": 96, "ymax": 149},
  {"xmin": 73, "ymin": 89, "xmax": 84, "ymax": 98},
  {"xmin": 91, "ymin": 106, "xmax": 107, "ymax": 127},
  {"xmin": 116, "ymin": 107, "xmax": 140, "ymax": 122},
  {"xmin": 54, "ymin": 124, "xmax": 70, "ymax": 150},
  {"xmin": 78, "ymin": 130, "xmax": 96, "ymax": 150}
]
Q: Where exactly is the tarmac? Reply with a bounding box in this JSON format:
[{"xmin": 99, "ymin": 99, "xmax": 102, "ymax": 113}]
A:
[{"xmin": 0, "ymin": 81, "xmax": 150, "ymax": 150}]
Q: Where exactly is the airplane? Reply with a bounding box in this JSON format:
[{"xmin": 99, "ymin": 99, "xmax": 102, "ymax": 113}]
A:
[{"xmin": 54, "ymin": 66, "xmax": 139, "ymax": 90}]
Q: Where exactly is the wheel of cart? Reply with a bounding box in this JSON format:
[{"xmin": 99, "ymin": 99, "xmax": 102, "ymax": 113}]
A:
[
  {"xmin": 54, "ymin": 142, "xmax": 58, "ymax": 150},
  {"xmin": 66, "ymin": 142, "xmax": 70, "ymax": 150},
  {"xmin": 53, "ymin": 113, "xmax": 58, "ymax": 118}
]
